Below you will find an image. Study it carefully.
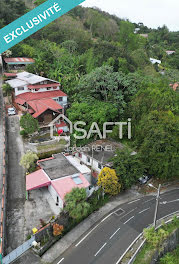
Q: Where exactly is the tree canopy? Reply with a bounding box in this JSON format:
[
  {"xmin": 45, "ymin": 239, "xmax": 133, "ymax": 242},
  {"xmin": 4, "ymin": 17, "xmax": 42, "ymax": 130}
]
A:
[
  {"xmin": 20, "ymin": 114, "xmax": 39, "ymax": 135},
  {"xmin": 97, "ymin": 167, "xmax": 121, "ymax": 195}
]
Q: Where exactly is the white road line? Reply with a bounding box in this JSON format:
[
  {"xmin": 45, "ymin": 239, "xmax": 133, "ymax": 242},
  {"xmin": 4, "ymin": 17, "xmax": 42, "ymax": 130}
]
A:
[
  {"xmin": 128, "ymin": 199, "xmax": 141, "ymax": 204},
  {"xmin": 75, "ymin": 223, "xmax": 100, "ymax": 247},
  {"xmin": 160, "ymin": 199, "xmax": 179, "ymax": 205},
  {"xmin": 139, "ymin": 207, "xmax": 150, "ymax": 214},
  {"xmin": 101, "ymin": 213, "xmax": 113, "ymax": 223},
  {"xmin": 57, "ymin": 258, "xmax": 64, "ymax": 264},
  {"xmin": 144, "ymin": 198, "xmax": 155, "ymax": 203},
  {"xmin": 110, "ymin": 227, "xmax": 120, "ymax": 239},
  {"xmin": 94, "ymin": 243, "xmax": 107, "ymax": 257},
  {"xmin": 124, "ymin": 216, "xmax": 134, "ymax": 224},
  {"xmin": 120, "ymin": 208, "xmax": 136, "ymax": 219},
  {"xmin": 113, "ymin": 208, "xmax": 125, "ymax": 216}
]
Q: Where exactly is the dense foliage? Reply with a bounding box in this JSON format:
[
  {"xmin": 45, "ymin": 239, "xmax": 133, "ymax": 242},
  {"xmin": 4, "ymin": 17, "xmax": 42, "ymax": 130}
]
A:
[
  {"xmin": 97, "ymin": 167, "xmax": 121, "ymax": 195},
  {"xmin": 20, "ymin": 113, "xmax": 39, "ymax": 135},
  {"xmin": 64, "ymin": 188, "xmax": 90, "ymax": 220}
]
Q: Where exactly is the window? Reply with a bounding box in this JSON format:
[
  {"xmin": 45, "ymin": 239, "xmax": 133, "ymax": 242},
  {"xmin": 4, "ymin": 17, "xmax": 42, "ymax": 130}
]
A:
[
  {"xmin": 18, "ymin": 87, "xmax": 24, "ymax": 91},
  {"xmin": 87, "ymin": 157, "xmax": 90, "ymax": 163},
  {"xmin": 98, "ymin": 163, "xmax": 102, "ymax": 169},
  {"xmin": 47, "ymin": 87, "xmax": 51, "ymax": 90},
  {"xmin": 58, "ymin": 97, "xmax": 63, "ymax": 102}
]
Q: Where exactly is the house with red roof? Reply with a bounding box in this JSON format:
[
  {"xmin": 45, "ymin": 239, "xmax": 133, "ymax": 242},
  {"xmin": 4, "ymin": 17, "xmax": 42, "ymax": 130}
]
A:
[
  {"xmin": 4, "ymin": 57, "xmax": 35, "ymax": 70},
  {"xmin": 26, "ymin": 153, "xmax": 91, "ymax": 209},
  {"xmin": 6, "ymin": 71, "xmax": 68, "ymax": 128}
]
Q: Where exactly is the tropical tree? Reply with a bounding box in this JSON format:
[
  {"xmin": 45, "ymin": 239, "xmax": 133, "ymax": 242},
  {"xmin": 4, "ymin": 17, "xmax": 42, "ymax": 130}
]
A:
[
  {"xmin": 20, "ymin": 114, "xmax": 39, "ymax": 135},
  {"xmin": 2, "ymin": 83, "xmax": 13, "ymax": 96},
  {"xmin": 112, "ymin": 150, "xmax": 144, "ymax": 190},
  {"xmin": 136, "ymin": 110, "xmax": 179, "ymax": 179},
  {"xmin": 20, "ymin": 151, "xmax": 38, "ymax": 171},
  {"xmin": 97, "ymin": 167, "xmax": 121, "ymax": 195},
  {"xmin": 64, "ymin": 188, "xmax": 90, "ymax": 221}
]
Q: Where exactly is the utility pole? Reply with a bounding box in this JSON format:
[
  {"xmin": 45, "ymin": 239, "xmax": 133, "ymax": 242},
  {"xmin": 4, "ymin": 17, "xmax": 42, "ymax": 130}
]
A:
[
  {"xmin": 91, "ymin": 147, "xmax": 94, "ymax": 183},
  {"xmin": 153, "ymin": 184, "xmax": 161, "ymax": 229}
]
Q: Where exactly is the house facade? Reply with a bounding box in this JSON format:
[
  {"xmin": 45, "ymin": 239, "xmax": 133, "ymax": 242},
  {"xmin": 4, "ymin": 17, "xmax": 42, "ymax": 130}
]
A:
[
  {"xmin": 4, "ymin": 57, "xmax": 35, "ymax": 70},
  {"xmin": 26, "ymin": 153, "xmax": 92, "ymax": 210},
  {"xmin": 7, "ymin": 72, "xmax": 68, "ymax": 128}
]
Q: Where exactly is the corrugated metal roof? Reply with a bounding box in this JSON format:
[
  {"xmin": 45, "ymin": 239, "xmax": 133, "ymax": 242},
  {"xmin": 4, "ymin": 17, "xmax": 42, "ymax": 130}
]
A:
[
  {"xmin": 4, "ymin": 57, "xmax": 35, "ymax": 64},
  {"xmin": 15, "ymin": 90, "xmax": 67, "ymax": 101},
  {"xmin": 26, "ymin": 169, "xmax": 50, "ymax": 191},
  {"xmin": 28, "ymin": 98, "xmax": 62, "ymax": 118},
  {"xmin": 52, "ymin": 174, "xmax": 90, "ymax": 200}
]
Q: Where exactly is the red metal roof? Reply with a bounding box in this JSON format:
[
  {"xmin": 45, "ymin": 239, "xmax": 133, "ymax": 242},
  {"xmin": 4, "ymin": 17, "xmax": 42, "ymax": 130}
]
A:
[
  {"xmin": 26, "ymin": 169, "xmax": 50, "ymax": 191},
  {"xmin": 27, "ymin": 83, "xmax": 59, "ymax": 89},
  {"xmin": 15, "ymin": 97, "xmax": 26, "ymax": 105},
  {"xmin": 3, "ymin": 72, "xmax": 17, "ymax": 77},
  {"xmin": 52, "ymin": 174, "xmax": 90, "ymax": 200},
  {"xmin": 27, "ymin": 109, "xmax": 35, "ymax": 114},
  {"xmin": 55, "ymin": 121, "xmax": 67, "ymax": 128},
  {"xmin": 4, "ymin": 57, "xmax": 35, "ymax": 63},
  {"xmin": 15, "ymin": 90, "xmax": 67, "ymax": 102},
  {"xmin": 27, "ymin": 98, "xmax": 62, "ymax": 118}
]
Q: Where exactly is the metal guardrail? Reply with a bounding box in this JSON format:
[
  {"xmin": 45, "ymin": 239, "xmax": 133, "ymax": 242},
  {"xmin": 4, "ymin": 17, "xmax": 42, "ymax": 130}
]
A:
[
  {"xmin": 2, "ymin": 236, "xmax": 35, "ymax": 264},
  {"xmin": 126, "ymin": 211, "xmax": 179, "ymax": 264}
]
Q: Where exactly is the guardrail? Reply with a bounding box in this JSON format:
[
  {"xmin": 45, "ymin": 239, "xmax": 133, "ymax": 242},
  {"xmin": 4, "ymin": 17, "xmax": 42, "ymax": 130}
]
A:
[{"xmin": 119, "ymin": 211, "xmax": 179, "ymax": 264}]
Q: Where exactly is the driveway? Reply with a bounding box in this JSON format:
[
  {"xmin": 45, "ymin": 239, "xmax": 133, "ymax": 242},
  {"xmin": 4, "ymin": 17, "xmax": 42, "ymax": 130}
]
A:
[
  {"xmin": 5, "ymin": 115, "xmax": 53, "ymax": 263},
  {"xmin": 6, "ymin": 115, "xmax": 26, "ymax": 253}
]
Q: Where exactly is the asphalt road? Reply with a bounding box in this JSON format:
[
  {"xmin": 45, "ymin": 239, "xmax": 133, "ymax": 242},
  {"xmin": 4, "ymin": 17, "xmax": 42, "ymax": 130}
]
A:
[
  {"xmin": 6, "ymin": 115, "xmax": 26, "ymax": 254},
  {"xmin": 52, "ymin": 188, "xmax": 179, "ymax": 264}
]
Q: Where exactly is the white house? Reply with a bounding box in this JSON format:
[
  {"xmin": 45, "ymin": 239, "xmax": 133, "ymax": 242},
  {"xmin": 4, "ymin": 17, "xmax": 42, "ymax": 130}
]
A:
[{"xmin": 26, "ymin": 153, "xmax": 92, "ymax": 210}]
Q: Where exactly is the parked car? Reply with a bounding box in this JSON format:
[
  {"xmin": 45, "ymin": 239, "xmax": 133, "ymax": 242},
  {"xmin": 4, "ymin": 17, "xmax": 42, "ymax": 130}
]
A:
[
  {"xmin": 138, "ymin": 174, "xmax": 152, "ymax": 185},
  {"xmin": 8, "ymin": 107, "xmax": 16, "ymax": 116}
]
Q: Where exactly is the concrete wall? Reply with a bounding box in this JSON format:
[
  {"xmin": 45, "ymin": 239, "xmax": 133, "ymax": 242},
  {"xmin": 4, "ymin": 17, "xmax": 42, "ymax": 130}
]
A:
[
  {"xmin": 75, "ymin": 153, "xmax": 102, "ymax": 173},
  {"xmin": 14, "ymin": 85, "xmax": 28, "ymax": 96},
  {"xmin": 48, "ymin": 184, "xmax": 63, "ymax": 209},
  {"xmin": 150, "ymin": 228, "xmax": 179, "ymax": 264},
  {"xmin": 0, "ymin": 82, "xmax": 7, "ymax": 256}
]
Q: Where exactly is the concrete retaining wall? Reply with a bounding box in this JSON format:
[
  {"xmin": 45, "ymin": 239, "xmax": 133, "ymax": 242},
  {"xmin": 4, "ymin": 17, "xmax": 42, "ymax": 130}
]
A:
[
  {"xmin": 151, "ymin": 228, "xmax": 179, "ymax": 264},
  {"xmin": 0, "ymin": 87, "xmax": 7, "ymax": 257}
]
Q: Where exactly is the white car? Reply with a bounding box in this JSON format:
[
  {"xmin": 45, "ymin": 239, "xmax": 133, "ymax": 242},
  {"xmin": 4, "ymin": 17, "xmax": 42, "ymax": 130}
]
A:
[{"xmin": 8, "ymin": 107, "xmax": 16, "ymax": 116}]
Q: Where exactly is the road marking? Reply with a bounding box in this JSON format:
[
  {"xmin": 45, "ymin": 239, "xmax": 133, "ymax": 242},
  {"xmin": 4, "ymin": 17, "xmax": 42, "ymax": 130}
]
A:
[
  {"xmin": 124, "ymin": 216, "xmax": 134, "ymax": 224},
  {"xmin": 101, "ymin": 213, "xmax": 113, "ymax": 223},
  {"xmin": 139, "ymin": 207, "xmax": 150, "ymax": 214},
  {"xmin": 144, "ymin": 198, "xmax": 155, "ymax": 203},
  {"xmin": 120, "ymin": 208, "xmax": 137, "ymax": 219},
  {"xmin": 94, "ymin": 243, "xmax": 107, "ymax": 257},
  {"xmin": 57, "ymin": 258, "xmax": 64, "ymax": 264},
  {"xmin": 160, "ymin": 199, "xmax": 179, "ymax": 205},
  {"xmin": 75, "ymin": 223, "xmax": 100, "ymax": 247},
  {"xmin": 128, "ymin": 199, "xmax": 141, "ymax": 204},
  {"xmin": 113, "ymin": 208, "xmax": 124, "ymax": 216},
  {"xmin": 110, "ymin": 227, "xmax": 120, "ymax": 239}
]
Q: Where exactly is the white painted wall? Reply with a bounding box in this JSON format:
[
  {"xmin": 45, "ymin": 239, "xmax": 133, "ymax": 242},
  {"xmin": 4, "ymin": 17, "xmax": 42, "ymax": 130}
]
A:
[
  {"xmin": 14, "ymin": 85, "xmax": 29, "ymax": 96},
  {"xmin": 48, "ymin": 184, "xmax": 63, "ymax": 209},
  {"xmin": 32, "ymin": 86, "xmax": 60, "ymax": 93},
  {"xmin": 75, "ymin": 153, "xmax": 102, "ymax": 173}
]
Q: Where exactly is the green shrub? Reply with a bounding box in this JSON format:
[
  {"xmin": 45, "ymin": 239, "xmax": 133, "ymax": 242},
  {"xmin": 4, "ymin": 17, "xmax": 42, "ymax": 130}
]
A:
[{"xmin": 20, "ymin": 130, "xmax": 28, "ymax": 138}]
